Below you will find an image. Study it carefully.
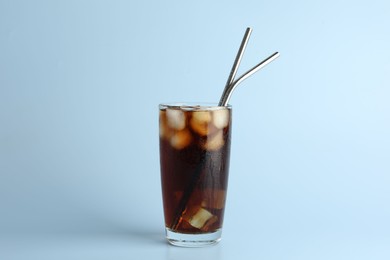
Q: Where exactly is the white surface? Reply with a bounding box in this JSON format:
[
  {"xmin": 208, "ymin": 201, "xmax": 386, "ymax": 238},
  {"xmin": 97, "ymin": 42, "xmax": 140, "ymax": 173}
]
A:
[{"xmin": 2, "ymin": 226, "xmax": 389, "ymax": 260}]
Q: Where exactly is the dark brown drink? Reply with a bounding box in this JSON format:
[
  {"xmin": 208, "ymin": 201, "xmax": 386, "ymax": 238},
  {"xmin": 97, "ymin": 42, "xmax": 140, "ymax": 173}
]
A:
[{"xmin": 159, "ymin": 103, "xmax": 231, "ymax": 246}]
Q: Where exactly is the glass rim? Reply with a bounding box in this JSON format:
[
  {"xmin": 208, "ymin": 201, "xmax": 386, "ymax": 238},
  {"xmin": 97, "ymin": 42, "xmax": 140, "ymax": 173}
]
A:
[{"xmin": 159, "ymin": 102, "xmax": 232, "ymax": 111}]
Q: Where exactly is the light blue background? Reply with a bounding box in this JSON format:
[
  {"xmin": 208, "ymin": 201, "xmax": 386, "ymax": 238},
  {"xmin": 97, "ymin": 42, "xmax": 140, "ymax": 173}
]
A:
[{"xmin": 1, "ymin": 0, "xmax": 389, "ymax": 259}]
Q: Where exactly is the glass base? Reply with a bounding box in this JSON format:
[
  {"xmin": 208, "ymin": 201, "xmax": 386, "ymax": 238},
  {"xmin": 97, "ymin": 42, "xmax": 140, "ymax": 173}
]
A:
[{"xmin": 165, "ymin": 228, "xmax": 222, "ymax": 247}]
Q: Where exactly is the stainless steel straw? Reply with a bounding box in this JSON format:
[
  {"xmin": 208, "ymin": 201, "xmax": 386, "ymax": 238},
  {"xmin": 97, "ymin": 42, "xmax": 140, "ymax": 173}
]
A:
[
  {"xmin": 219, "ymin": 52, "xmax": 280, "ymax": 106},
  {"xmin": 223, "ymin": 27, "xmax": 252, "ymax": 92},
  {"xmin": 219, "ymin": 28, "xmax": 280, "ymax": 106}
]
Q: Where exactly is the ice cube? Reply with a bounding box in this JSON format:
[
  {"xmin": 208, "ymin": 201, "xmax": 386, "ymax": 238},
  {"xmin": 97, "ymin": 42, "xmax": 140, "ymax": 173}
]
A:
[
  {"xmin": 201, "ymin": 189, "xmax": 226, "ymax": 210},
  {"xmin": 166, "ymin": 109, "xmax": 186, "ymax": 130},
  {"xmin": 159, "ymin": 111, "xmax": 172, "ymax": 140},
  {"xmin": 188, "ymin": 207, "xmax": 217, "ymax": 230},
  {"xmin": 192, "ymin": 111, "xmax": 212, "ymax": 123},
  {"xmin": 203, "ymin": 130, "xmax": 224, "ymax": 151},
  {"xmin": 190, "ymin": 111, "xmax": 212, "ymax": 136},
  {"xmin": 159, "ymin": 111, "xmax": 165, "ymax": 137},
  {"xmin": 212, "ymin": 109, "xmax": 229, "ymax": 129},
  {"xmin": 170, "ymin": 129, "xmax": 192, "ymax": 150}
]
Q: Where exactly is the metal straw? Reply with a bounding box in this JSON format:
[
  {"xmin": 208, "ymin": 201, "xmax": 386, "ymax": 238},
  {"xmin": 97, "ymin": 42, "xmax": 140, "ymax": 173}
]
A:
[
  {"xmin": 169, "ymin": 28, "xmax": 279, "ymax": 232},
  {"xmin": 223, "ymin": 27, "xmax": 252, "ymax": 91},
  {"xmin": 218, "ymin": 28, "xmax": 280, "ymax": 106},
  {"xmin": 219, "ymin": 52, "xmax": 280, "ymax": 106}
]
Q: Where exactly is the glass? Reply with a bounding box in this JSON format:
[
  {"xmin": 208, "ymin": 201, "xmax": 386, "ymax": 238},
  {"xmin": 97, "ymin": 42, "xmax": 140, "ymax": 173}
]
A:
[{"xmin": 159, "ymin": 103, "xmax": 232, "ymax": 247}]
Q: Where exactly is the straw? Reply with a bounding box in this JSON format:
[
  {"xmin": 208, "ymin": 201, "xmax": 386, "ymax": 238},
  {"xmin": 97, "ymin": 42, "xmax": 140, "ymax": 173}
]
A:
[
  {"xmin": 219, "ymin": 52, "xmax": 280, "ymax": 106},
  {"xmin": 170, "ymin": 150, "xmax": 207, "ymax": 230},
  {"xmin": 218, "ymin": 28, "xmax": 280, "ymax": 106},
  {"xmin": 169, "ymin": 28, "xmax": 280, "ymax": 231},
  {"xmin": 223, "ymin": 27, "xmax": 252, "ymax": 92}
]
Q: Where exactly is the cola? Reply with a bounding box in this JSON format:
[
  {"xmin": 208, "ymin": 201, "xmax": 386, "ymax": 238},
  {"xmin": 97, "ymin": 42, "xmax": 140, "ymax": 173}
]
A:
[{"xmin": 159, "ymin": 103, "xmax": 232, "ymax": 245}]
